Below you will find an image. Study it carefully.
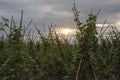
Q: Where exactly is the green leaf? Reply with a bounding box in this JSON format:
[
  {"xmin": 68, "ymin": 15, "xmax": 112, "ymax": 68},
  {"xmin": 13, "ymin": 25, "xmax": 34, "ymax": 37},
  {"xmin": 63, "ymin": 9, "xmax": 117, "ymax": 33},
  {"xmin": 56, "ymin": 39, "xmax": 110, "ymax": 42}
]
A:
[
  {"xmin": 0, "ymin": 28, "xmax": 4, "ymax": 30},
  {"xmin": 1, "ymin": 17, "xmax": 9, "ymax": 22}
]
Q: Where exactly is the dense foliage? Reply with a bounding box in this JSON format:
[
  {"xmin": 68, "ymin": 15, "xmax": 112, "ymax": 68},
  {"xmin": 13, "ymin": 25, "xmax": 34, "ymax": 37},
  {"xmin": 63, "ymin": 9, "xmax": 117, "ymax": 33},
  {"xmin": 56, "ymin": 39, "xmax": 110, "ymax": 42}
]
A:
[{"xmin": 0, "ymin": 5, "xmax": 120, "ymax": 80}]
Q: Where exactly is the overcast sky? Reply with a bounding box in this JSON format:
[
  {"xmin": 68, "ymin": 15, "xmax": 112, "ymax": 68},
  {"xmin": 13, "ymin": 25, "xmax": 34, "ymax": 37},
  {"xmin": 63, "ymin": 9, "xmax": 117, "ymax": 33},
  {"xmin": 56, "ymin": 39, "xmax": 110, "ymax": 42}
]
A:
[{"xmin": 0, "ymin": 0, "xmax": 120, "ymax": 30}]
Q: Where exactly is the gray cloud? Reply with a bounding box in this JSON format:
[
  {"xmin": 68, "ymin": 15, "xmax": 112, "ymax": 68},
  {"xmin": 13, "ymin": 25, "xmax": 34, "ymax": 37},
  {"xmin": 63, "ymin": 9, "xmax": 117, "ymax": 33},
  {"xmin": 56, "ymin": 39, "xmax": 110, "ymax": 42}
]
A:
[{"xmin": 0, "ymin": 0, "xmax": 120, "ymax": 29}]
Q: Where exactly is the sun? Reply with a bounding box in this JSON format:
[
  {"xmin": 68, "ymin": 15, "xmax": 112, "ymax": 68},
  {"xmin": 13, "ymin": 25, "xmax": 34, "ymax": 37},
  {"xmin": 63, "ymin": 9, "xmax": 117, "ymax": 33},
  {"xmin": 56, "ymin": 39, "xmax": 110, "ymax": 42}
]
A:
[
  {"xmin": 54, "ymin": 26, "xmax": 77, "ymax": 37},
  {"xmin": 61, "ymin": 29, "xmax": 74, "ymax": 35}
]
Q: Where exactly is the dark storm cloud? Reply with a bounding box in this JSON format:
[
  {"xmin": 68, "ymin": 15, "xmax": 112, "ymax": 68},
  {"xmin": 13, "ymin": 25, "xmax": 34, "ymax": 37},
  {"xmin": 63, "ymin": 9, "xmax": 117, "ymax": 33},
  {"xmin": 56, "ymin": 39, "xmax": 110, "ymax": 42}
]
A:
[{"xmin": 0, "ymin": 0, "xmax": 120, "ymax": 27}]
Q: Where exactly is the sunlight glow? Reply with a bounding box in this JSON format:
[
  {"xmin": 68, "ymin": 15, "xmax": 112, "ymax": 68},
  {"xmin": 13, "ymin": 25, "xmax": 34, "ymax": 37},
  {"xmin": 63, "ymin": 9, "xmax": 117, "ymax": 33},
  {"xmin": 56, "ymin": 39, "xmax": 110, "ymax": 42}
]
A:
[
  {"xmin": 54, "ymin": 26, "xmax": 77, "ymax": 39},
  {"xmin": 61, "ymin": 29, "xmax": 73, "ymax": 35}
]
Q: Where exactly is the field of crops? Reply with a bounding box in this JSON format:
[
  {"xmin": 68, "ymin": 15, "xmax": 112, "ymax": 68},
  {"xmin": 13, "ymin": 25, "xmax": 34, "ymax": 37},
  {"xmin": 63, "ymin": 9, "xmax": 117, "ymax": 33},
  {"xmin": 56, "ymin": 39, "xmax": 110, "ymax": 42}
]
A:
[{"xmin": 0, "ymin": 4, "xmax": 120, "ymax": 80}]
